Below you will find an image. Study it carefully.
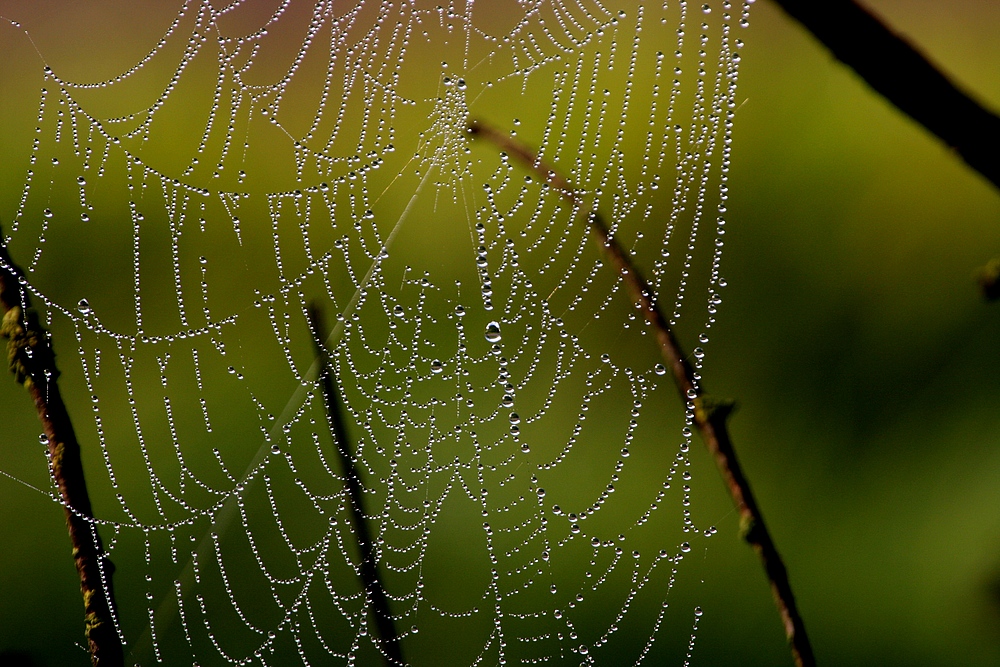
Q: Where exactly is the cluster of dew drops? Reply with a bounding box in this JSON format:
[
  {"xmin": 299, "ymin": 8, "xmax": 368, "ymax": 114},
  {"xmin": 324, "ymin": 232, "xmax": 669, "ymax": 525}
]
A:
[{"xmin": 4, "ymin": 0, "xmax": 756, "ymax": 663}]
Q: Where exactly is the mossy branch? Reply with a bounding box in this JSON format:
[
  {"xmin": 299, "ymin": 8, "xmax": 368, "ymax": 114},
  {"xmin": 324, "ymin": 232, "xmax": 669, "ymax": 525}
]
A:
[
  {"xmin": 0, "ymin": 242, "xmax": 123, "ymax": 667},
  {"xmin": 469, "ymin": 121, "xmax": 815, "ymax": 667},
  {"xmin": 308, "ymin": 303, "xmax": 406, "ymax": 667}
]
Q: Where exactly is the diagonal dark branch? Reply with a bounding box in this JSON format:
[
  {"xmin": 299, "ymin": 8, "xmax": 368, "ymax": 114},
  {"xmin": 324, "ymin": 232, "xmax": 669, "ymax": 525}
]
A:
[
  {"xmin": 0, "ymin": 240, "xmax": 123, "ymax": 667},
  {"xmin": 770, "ymin": 0, "xmax": 1000, "ymax": 191},
  {"xmin": 469, "ymin": 120, "xmax": 816, "ymax": 667},
  {"xmin": 308, "ymin": 304, "xmax": 405, "ymax": 667}
]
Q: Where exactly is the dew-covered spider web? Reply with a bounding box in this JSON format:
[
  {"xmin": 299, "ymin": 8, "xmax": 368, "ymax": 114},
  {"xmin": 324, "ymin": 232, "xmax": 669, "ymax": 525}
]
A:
[{"xmin": 0, "ymin": 0, "xmax": 751, "ymax": 664}]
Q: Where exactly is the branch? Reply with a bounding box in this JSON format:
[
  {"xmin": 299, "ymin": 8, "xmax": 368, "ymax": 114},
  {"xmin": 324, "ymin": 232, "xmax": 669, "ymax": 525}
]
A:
[
  {"xmin": 469, "ymin": 121, "xmax": 816, "ymax": 667},
  {"xmin": 0, "ymin": 242, "xmax": 123, "ymax": 666},
  {"xmin": 307, "ymin": 304, "xmax": 406, "ymax": 667},
  {"xmin": 975, "ymin": 258, "xmax": 1000, "ymax": 301},
  {"xmin": 770, "ymin": 0, "xmax": 1000, "ymax": 191}
]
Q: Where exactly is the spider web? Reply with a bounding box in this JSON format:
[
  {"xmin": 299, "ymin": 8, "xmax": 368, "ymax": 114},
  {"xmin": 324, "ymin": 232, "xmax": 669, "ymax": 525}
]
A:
[{"xmin": 0, "ymin": 0, "xmax": 750, "ymax": 664}]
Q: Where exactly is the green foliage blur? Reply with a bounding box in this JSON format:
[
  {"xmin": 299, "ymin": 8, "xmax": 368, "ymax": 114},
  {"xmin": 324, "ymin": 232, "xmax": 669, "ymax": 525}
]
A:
[{"xmin": 0, "ymin": 1, "xmax": 998, "ymax": 665}]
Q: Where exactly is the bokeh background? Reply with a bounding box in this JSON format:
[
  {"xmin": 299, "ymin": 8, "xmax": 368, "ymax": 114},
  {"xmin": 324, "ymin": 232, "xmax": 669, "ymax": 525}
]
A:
[{"xmin": 0, "ymin": 0, "xmax": 998, "ymax": 665}]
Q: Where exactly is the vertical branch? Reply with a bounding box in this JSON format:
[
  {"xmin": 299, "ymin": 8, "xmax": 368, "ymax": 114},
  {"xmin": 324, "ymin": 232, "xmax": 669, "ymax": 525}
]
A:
[
  {"xmin": 0, "ymin": 242, "xmax": 123, "ymax": 667},
  {"xmin": 469, "ymin": 121, "xmax": 816, "ymax": 667},
  {"xmin": 308, "ymin": 304, "xmax": 405, "ymax": 667}
]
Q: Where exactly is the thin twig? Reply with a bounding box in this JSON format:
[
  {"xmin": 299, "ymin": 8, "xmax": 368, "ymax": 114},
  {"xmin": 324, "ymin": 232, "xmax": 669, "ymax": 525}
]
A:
[
  {"xmin": 771, "ymin": 0, "xmax": 1000, "ymax": 191},
  {"xmin": 308, "ymin": 303, "xmax": 405, "ymax": 667},
  {"xmin": 469, "ymin": 120, "xmax": 816, "ymax": 667},
  {"xmin": 0, "ymin": 241, "xmax": 123, "ymax": 667}
]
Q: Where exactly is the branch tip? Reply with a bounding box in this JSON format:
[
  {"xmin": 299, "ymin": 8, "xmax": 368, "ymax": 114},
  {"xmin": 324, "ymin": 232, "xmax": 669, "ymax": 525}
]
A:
[{"xmin": 975, "ymin": 257, "xmax": 1000, "ymax": 301}]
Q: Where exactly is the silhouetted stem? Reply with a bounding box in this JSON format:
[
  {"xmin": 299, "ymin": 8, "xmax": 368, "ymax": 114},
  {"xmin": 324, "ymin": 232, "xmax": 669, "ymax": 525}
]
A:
[
  {"xmin": 0, "ymin": 242, "xmax": 123, "ymax": 667},
  {"xmin": 308, "ymin": 304, "xmax": 405, "ymax": 667},
  {"xmin": 469, "ymin": 120, "xmax": 816, "ymax": 667},
  {"xmin": 771, "ymin": 0, "xmax": 1000, "ymax": 191}
]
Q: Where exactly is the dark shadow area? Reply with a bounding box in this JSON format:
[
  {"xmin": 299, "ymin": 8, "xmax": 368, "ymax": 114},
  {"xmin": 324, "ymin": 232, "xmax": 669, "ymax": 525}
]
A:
[{"xmin": 0, "ymin": 650, "xmax": 43, "ymax": 667}]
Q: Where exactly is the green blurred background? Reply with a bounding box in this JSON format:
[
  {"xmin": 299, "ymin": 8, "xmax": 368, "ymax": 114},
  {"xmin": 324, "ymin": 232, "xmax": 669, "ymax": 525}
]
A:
[{"xmin": 0, "ymin": 0, "xmax": 999, "ymax": 665}]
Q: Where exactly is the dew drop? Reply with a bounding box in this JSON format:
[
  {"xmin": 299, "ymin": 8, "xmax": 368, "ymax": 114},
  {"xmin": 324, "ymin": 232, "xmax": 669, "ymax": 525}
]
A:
[
  {"xmin": 430, "ymin": 359, "xmax": 443, "ymax": 374},
  {"xmin": 484, "ymin": 321, "xmax": 501, "ymax": 343},
  {"xmin": 77, "ymin": 299, "xmax": 91, "ymax": 315}
]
